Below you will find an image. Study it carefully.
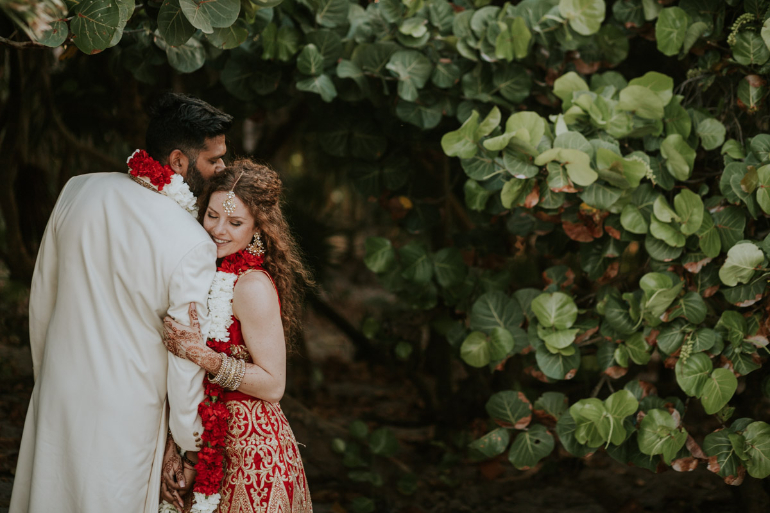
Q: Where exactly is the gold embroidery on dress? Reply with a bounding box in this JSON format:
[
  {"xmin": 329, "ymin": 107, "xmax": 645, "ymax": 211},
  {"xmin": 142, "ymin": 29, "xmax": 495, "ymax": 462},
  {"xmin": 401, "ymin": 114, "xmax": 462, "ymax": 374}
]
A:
[{"xmin": 215, "ymin": 398, "xmax": 312, "ymax": 513}]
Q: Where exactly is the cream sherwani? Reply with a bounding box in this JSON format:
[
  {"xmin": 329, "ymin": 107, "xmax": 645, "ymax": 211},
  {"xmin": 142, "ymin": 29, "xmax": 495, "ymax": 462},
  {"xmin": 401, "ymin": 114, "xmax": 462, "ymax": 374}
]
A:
[{"xmin": 10, "ymin": 172, "xmax": 217, "ymax": 513}]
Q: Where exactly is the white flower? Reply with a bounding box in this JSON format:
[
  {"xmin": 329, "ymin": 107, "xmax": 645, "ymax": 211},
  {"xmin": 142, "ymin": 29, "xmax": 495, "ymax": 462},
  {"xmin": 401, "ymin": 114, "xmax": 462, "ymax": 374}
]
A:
[
  {"xmin": 208, "ymin": 271, "xmax": 237, "ymax": 341},
  {"xmin": 164, "ymin": 174, "xmax": 199, "ymax": 218},
  {"xmin": 158, "ymin": 500, "xmax": 180, "ymax": 513},
  {"xmin": 190, "ymin": 492, "xmax": 221, "ymax": 513}
]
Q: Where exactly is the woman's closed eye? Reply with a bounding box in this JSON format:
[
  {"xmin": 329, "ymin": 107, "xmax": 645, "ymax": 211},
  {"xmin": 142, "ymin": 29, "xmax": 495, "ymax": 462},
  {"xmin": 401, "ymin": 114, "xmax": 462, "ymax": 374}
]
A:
[{"xmin": 231, "ymin": 222, "xmax": 242, "ymax": 227}]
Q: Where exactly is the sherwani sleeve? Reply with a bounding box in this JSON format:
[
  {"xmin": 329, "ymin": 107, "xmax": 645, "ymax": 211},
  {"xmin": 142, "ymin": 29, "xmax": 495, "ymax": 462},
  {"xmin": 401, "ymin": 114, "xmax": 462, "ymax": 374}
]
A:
[
  {"xmin": 166, "ymin": 240, "xmax": 217, "ymax": 452},
  {"xmin": 28, "ymin": 181, "xmax": 71, "ymax": 381}
]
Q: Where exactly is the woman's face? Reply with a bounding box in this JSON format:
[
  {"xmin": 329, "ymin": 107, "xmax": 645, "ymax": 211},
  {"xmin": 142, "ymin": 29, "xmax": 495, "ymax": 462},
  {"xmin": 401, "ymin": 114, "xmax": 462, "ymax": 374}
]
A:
[{"xmin": 204, "ymin": 191, "xmax": 257, "ymax": 258}]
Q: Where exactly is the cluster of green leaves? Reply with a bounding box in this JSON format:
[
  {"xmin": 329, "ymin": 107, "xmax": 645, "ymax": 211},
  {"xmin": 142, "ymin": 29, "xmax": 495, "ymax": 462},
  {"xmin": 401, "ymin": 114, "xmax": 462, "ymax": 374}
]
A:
[
  {"xmin": 331, "ymin": 420, "xmax": 418, "ymax": 511},
  {"xmin": 18, "ymin": 0, "xmax": 770, "ymax": 482}
]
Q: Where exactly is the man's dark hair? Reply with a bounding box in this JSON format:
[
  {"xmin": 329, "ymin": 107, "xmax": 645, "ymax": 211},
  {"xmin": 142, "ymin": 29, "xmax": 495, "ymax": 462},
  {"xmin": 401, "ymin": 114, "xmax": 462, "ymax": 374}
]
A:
[{"xmin": 145, "ymin": 93, "xmax": 233, "ymax": 164}]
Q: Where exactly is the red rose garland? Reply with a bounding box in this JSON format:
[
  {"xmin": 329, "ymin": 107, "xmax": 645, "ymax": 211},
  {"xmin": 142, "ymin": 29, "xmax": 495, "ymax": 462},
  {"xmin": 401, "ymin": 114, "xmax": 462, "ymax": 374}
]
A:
[
  {"xmin": 192, "ymin": 250, "xmax": 265, "ymax": 500},
  {"xmin": 127, "ymin": 150, "xmax": 175, "ymax": 190}
]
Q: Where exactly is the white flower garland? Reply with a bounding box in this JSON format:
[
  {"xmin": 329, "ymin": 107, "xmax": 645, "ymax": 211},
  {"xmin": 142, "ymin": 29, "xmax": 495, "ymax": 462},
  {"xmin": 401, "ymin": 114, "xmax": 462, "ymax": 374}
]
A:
[
  {"xmin": 207, "ymin": 271, "xmax": 237, "ymax": 341},
  {"xmin": 127, "ymin": 149, "xmax": 199, "ymax": 219},
  {"xmin": 157, "ymin": 270, "xmax": 236, "ymax": 513}
]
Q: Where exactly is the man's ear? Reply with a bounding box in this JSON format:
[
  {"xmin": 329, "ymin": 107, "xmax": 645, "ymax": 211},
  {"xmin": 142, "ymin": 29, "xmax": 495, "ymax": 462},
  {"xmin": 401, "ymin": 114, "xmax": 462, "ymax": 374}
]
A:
[{"xmin": 168, "ymin": 149, "xmax": 189, "ymax": 177}]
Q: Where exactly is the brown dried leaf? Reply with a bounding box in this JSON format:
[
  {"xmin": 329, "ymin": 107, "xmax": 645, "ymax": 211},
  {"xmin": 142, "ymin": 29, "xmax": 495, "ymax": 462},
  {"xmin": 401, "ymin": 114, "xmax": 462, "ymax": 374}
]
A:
[
  {"xmin": 683, "ymin": 256, "xmax": 713, "ymax": 273},
  {"xmin": 604, "ymin": 366, "xmax": 628, "ymax": 379},
  {"xmin": 671, "ymin": 457, "xmax": 698, "ymax": 472}
]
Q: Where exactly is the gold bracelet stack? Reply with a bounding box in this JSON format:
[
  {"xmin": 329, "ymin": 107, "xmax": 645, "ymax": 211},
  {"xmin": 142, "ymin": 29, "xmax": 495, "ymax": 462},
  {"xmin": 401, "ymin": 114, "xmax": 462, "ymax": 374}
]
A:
[{"xmin": 210, "ymin": 352, "xmax": 246, "ymax": 391}]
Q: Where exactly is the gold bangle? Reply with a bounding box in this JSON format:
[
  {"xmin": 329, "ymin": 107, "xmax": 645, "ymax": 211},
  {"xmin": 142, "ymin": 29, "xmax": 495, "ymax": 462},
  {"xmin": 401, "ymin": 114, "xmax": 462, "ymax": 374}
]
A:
[
  {"xmin": 230, "ymin": 358, "xmax": 246, "ymax": 391},
  {"xmin": 211, "ymin": 352, "xmax": 229, "ymax": 385}
]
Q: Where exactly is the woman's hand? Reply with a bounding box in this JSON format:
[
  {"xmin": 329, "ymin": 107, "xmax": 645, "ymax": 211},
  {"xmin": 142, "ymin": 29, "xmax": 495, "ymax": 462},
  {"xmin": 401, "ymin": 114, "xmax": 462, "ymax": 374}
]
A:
[{"xmin": 163, "ymin": 303, "xmax": 221, "ymax": 374}]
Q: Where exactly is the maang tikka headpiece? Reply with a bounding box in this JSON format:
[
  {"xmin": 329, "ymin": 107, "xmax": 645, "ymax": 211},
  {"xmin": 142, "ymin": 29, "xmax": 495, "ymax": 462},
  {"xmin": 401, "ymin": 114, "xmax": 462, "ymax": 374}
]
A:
[{"xmin": 222, "ymin": 170, "xmax": 246, "ymax": 216}]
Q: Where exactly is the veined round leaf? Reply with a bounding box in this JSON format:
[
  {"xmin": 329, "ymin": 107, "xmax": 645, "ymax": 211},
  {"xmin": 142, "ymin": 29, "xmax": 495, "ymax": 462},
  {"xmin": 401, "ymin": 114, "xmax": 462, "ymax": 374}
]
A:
[
  {"xmin": 531, "ymin": 292, "xmax": 578, "ymax": 329},
  {"xmin": 600, "ymin": 390, "xmax": 639, "ymax": 445},
  {"xmin": 664, "ymin": 96, "xmax": 692, "ymax": 138},
  {"xmin": 667, "ymin": 292, "xmax": 707, "ymax": 324},
  {"xmin": 534, "ymin": 392, "xmax": 568, "ymax": 421},
  {"xmin": 732, "ymin": 31, "xmax": 770, "ymax": 67},
  {"xmin": 559, "ymin": 0, "xmax": 605, "ymax": 36},
  {"xmin": 158, "ymin": 0, "xmax": 196, "ymax": 46},
  {"xmin": 697, "ymin": 118, "xmax": 726, "ymax": 151},
  {"xmin": 655, "ymin": 7, "xmax": 689, "ymax": 57},
  {"xmin": 618, "ymin": 85, "xmax": 664, "ymax": 120},
  {"xmin": 673, "ymin": 189, "xmax": 704, "ymax": 235},
  {"xmin": 386, "ymin": 50, "xmax": 433, "ymax": 102},
  {"xmin": 37, "ymin": 20, "xmax": 69, "ymax": 47},
  {"xmin": 179, "ymin": 0, "xmax": 239, "ymax": 33},
  {"xmin": 396, "ymin": 100, "xmax": 443, "ymax": 129},
  {"xmin": 743, "ymin": 421, "xmax": 770, "ymax": 478},
  {"xmin": 164, "ymin": 37, "xmax": 205, "ymax": 72},
  {"xmin": 638, "ymin": 408, "xmax": 687, "ymax": 463},
  {"xmin": 464, "ymin": 179, "xmax": 493, "ymax": 211},
  {"xmin": 712, "ymin": 207, "xmax": 745, "ymax": 251},
  {"xmin": 469, "ymin": 428, "xmax": 511, "ymax": 458},
  {"xmin": 650, "ymin": 217, "xmax": 686, "ymax": 247},
  {"xmin": 314, "ymin": 0, "xmax": 349, "ymax": 27},
  {"xmin": 432, "ymin": 60, "xmax": 461, "ymax": 89},
  {"xmin": 493, "ymin": 65, "xmax": 532, "ymax": 103},
  {"xmin": 703, "ymin": 429, "xmax": 745, "ymax": 480},
  {"xmin": 441, "ymin": 111, "xmax": 479, "ymax": 158},
  {"xmin": 399, "ymin": 242, "xmax": 433, "ymax": 284},
  {"xmin": 306, "ymin": 30, "xmax": 342, "ymax": 69},
  {"xmin": 691, "ymin": 328, "xmax": 719, "ymax": 353},
  {"xmin": 71, "ymin": 0, "xmax": 121, "ymax": 54},
  {"xmin": 719, "ymin": 242, "xmax": 764, "ymax": 287},
  {"xmin": 470, "ymin": 291, "xmax": 524, "ymax": 332},
  {"xmin": 508, "ymin": 425, "xmax": 554, "ymax": 470},
  {"xmin": 364, "ymin": 237, "xmax": 396, "ymax": 273},
  {"xmin": 369, "ymin": 427, "xmax": 399, "ymax": 456},
  {"xmin": 700, "ymin": 368, "xmax": 738, "ymax": 415},
  {"xmin": 553, "ymin": 71, "xmax": 589, "ymax": 108},
  {"xmin": 620, "ymin": 204, "xmax": 649, "ymax": 234},
  {"xmin": 489, "ymin": 327, "xmax": 515, "ymax": 360},
  {"xmin": 625, "ymin": 332, "xmax": 651, "ymax": 365},
  {"xmin": 505, "ymin": 111, "xmax": 545, "ymax": 148},
  {"xmin": 486, "ymin": 390, "xmax": 532, "ymax": 429},
  {"xmin": 298, "ymin": 44, "xmax": 324, "ymax": 76},
  {"xmin": 461, "ymin": 331, "xmax": 491, "ymax": 367},
  {"xmin": 535, "ymin": 346, "xmax": 581, "ymax": 380},
  {"xmin": 645, "ymin": 233, "xmax": 683, "ymax": 262},
  {"xmin": 206, "ymin": 19, "xmax": 248, "ymax": 49},
  {"xmin": 756, "ymin": 164, "xmax": 770, "ymax": 214},
  {"xmin": 660, "ymin": 134, "xmax": 696, "ymax": 181},
  {"xmin": 556, "ymin": 412, "xmax": 594, "ymax": 457},
  {"xmin": 432, "ymin": 247, "xmax": 467, "ymax": 288},
  {"xmin": 297, "ymin": 74, "xmax": 337, "ymax": 102},
  {"xmin": 675, "ymin": 352, "xmax": 712, "ymax": 397},
  {"xmin": 628, "ymin": 71, "xmax": 674, "ymax": 106}
]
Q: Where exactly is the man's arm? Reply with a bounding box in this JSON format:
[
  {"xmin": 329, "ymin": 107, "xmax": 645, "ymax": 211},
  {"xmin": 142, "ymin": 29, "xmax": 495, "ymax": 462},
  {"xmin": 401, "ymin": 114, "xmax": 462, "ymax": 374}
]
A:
[{"xmin": 166, "ymin": 240, "xmax": 217, "ymax": 452}]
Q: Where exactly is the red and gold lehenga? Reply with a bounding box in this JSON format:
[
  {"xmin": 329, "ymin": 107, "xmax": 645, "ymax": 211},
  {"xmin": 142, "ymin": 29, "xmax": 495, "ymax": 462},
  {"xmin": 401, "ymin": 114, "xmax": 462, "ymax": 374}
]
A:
[{"xmin": 208, "ymin": 254, "xmax": 313, "ymax": 513}]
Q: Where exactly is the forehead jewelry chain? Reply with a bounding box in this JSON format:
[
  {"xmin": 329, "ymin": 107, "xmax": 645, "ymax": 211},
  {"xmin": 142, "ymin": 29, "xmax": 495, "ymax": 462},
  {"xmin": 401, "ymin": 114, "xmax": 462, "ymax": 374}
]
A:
[{"xmin": 222, "ymin": 169, "xmax": 246, "ymax": 216}]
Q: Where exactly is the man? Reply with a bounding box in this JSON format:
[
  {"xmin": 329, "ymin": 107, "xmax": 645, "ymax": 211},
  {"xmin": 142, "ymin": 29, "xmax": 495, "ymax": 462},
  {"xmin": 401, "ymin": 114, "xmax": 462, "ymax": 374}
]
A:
[{"xmin": 10, "ymin": 93, "xmax": 232, "ymax": 513}]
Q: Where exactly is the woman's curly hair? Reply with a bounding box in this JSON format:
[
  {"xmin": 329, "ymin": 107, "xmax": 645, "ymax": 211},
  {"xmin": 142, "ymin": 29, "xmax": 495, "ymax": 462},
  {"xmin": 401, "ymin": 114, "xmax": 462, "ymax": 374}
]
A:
[{"xmin": 200, "ymin": 159, "xmax": 313, "ymax": 351}]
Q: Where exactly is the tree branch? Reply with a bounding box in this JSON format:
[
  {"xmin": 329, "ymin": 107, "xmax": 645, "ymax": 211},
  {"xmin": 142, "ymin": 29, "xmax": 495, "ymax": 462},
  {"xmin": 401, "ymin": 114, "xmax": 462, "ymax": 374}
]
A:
[{"xmin": 0, "ymin": 36, "xmax": 47, "ymax": 50}]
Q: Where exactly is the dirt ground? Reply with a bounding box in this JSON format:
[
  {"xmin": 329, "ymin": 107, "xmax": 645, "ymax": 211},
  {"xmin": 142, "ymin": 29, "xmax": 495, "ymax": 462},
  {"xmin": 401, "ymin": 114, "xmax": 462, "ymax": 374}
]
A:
[{"xmin": 1, "ymin": 273, "xmax": 770, "ymax": 513}]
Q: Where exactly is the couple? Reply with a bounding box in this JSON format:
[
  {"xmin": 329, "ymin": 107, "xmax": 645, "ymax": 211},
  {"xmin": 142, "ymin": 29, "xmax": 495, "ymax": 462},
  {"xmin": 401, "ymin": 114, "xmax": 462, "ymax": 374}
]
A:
[{"xmin": 9, "ymin": 94, "xmax": 312, "ymax": 513}]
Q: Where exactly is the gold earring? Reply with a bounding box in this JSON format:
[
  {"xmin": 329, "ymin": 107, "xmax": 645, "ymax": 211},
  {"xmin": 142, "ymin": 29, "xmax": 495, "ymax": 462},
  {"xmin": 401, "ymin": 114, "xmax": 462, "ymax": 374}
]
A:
[{"xmin": 247, "ymin": 232, "xmax": 264, "ymax": 256}]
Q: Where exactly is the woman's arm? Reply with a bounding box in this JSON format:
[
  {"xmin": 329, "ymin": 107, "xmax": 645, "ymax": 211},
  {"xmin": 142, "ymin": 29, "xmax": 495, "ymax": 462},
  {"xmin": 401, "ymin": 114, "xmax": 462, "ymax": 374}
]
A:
[
  {"xmin": 162, "ymin": 273, "xmax": 287, "ymax": 403},
  {"xmin": 231, "ymin": 271, "xmax": 286, "ymax": 403}
]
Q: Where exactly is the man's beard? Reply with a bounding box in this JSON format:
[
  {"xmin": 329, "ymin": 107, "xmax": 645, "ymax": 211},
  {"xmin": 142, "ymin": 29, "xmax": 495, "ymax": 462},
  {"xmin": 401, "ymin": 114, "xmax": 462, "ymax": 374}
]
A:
[{"xmin": 186, "ymin": 160, "xmax": 206, "ymax": 198}]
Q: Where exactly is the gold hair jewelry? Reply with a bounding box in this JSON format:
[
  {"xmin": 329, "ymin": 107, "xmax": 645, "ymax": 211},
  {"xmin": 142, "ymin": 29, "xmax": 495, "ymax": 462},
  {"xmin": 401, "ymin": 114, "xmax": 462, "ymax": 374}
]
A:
[
  {"xmin": 247, "ymin": 232, "xmax": 264, "ymax": 256},
  {"xmin": 222, "ymin": 169, "xmax": 246, "ymax": 216}
]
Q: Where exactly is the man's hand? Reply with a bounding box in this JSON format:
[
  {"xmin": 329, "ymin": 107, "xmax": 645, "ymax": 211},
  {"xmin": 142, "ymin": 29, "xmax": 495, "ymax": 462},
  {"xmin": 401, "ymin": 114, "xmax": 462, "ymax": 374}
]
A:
[
  {"xmin": 163, "ymin": 303, "xmax": 222, "ymax": 376},
  {"xmin": 160, "ymin": 435, "xmax": 187, "ymax": 510}
]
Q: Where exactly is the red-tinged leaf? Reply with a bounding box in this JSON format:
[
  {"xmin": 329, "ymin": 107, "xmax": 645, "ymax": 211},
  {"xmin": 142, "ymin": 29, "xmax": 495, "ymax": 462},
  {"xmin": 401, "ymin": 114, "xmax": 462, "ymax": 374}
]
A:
[
  {"xmin": 686, "ymin": 435, "xmax": 707, "ymax": 459},
  {"xmin": 672, "ymin": 457, "xmax": 699, "ymax": 472},
  {"xmin": 724, "ymin": 466, "xmax": 746, "ymax": 486},
  {"xmin": 524, "ymin": 365, "xmax": 550, "ymax": 383},
  {"xmin": 707, "ymin": 455, "xmax": 721, "ymax": 474},
  {"xmin": 535, "ymin": 211, "xmax": 562, "ymax": 223},
  {"xmin": 478, "ymin": 458, "xmax": 506, "ymax": 480},
  {"xmin": 664, "ymin": 356, "xmax": 678, "ymax": 369},
  {"xmin": 551, "ymin": 183, "xmax": 580, "ymax": 193},
  {"xmin": 597, "ymin": 261, "xmax": 620, "ymax": 284},
  {"xmin": 564, "ymin": 368, "xmax": 578, "ymax": 380},
  {"xmin": 646, "ymin": 329, "xmax": 660, "ymax": 347},
  {"xmin": 563, "ymin": 221, "xmax": 597, "ymax": 242},
  {"xmin": 683, "ymin": 257, "xmax": 713, "ymax": 273},
  {"xmin": 524, "ymin": 182, "xmax": 540, "ymax": 209},
  {"xmin": 746, "ymin": 74, "xmax": 766, "ymax": 88},
  {"xmin": 572, "ymin": 58, "xmax": 600, "ymax": 75},
  {"xmin": 521, "ymin": 345, "xmax": 534, "ymax": 355},
  {"xmin": 746, "ymin": 334, "xmax": 768, "ymax": 348},
  {"xmin": 703, "ymin": 285, "xmax": 720, "ymax": 298},
  {"xmin": 736, "ymin": 293, "xmax": 763, "ymax": 307},
  {"xmin": 605, "ymin": 224, "xmax": 621, "ymax": 239},
  {"xmin": 604, "ymin": 366, "xmax": 627, "ymax": 379},
  {"xmin": 533, "ymin": 409, "xmax": 558, "ymax": 427},
  {"xmin": 718, "ymin": 356, "xmax": 736, "ymax": 375},
  {"xmin": 638, "ymin": 380, "xmax": 658, "ymax": 398},
  {"xmin": 575, "ymin": 325, "xmax": 599, "ymax": 344}
]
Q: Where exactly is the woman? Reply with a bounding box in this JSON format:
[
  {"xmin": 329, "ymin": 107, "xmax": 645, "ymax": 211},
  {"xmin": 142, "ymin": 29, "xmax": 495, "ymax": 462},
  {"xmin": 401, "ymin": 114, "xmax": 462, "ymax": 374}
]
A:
[{"xmin": 161, "ymin": 159, "xmax": 313, "ymax": 513}]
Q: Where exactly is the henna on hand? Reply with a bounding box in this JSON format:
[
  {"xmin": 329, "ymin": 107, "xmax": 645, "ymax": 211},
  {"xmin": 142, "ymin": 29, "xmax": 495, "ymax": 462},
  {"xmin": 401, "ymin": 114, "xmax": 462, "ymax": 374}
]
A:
[{"xmin": 161, "ymin": 435, "xmax": 185, "ymax": 510}]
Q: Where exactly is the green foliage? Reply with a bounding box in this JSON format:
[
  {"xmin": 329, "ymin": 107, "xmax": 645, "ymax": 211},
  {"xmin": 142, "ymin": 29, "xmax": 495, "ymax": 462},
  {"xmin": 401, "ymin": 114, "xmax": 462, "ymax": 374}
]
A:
[{"xmin": 16, "ymin": 0, "xmax": 770, "ymax": 486}]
